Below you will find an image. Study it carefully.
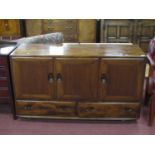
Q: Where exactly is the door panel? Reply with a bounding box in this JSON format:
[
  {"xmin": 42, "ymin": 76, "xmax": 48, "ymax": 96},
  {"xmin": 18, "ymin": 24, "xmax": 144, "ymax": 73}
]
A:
[
  {"xmin": 55, "ymin": 58, "xmax": 99, "ymax": 100},
  {"xmin": 136, "ymin": 20, "xmax": 155, "ymax": 52},
  {"xmin": 0, "ymin": 19, "xmax": 20, "ymax": 36},
  {"xmin": 11, "ymin": 57, "xmax": 54, "ymax": 100},
  {"xmin": 102, "ymin": 19, "xmax": 134, "ymax": 43},
  {"xmin": 99, "ymin": 58, "xmax": 145, "ymax": 101}
]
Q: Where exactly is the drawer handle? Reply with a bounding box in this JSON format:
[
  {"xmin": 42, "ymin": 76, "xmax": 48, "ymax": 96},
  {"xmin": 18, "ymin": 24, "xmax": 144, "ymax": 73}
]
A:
[
  {"xmin": 65, "ymin": 26, "xmax": 73, "ymax": 29},
  {"xmin": 60, "ymin": 106, "xmax": 71, "ymax": 111},
  {"xmin": 48, "ymin": 73, "xmax": 54, "ymax": 83},
  {"xmin": 84, "ymin": 107, "xmax": 96, "ymax": 113},
  {"xmin": 47, "ymin": 27, "xmax": 55, "ymax": 30},
  {"xmin": 101, "ymin": 74, "xmax": 107, "ymax": 84},
  {"xmin": 25, "ymin": 105, "xmax": 33, "ymax": 110},
  {"xmin": 56, "ymin": 73, "xmax": 62, "ymax": 82},
  {"xmin": 4, "ymin": 20, "xmax": 9, "ymax": 31},
  {"xmin": 123, "ymin": 108, "xmax": 134, "ymax": 113}
]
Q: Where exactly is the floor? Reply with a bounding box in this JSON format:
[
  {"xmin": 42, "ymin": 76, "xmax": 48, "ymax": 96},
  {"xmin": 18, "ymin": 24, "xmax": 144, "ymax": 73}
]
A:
[{"xmin": 0, "ymin": 104, "xmax": 155, "ymax": 135}]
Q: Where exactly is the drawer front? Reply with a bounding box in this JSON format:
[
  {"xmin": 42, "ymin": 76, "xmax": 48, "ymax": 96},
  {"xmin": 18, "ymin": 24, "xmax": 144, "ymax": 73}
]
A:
[
  {"xmin": 0, "ymin": 57, "xmax": 7, "ymax": 66},
  {"xmin": 64, "ymin": 34, "xmax": 78, "ymax": 42},
  {"xmin": 0, "ymin": 67, "xmax": 7, "ymax": 77},
  {"xmin": 0, "ymin": 78, "xmax": 8, "ymax": 87},
  {"xmin": 78, "ymin": 102, "xmax": 140, "ymax": 118},
  {"xmin": 42, "ymin": 20, "xmax": 78, "ymax": 34},
  {"xmin": 43, "ymin": 24, "xmax": 78, "ymax": 34},
  {"xmin": 16, "ymin": 100, "xmax": 76, "ymax": 116},
  {"xmin": 0, "ymin": 88, "xmax": 9, "ymax": 98},
  {"xmin": 43, "ymin": 19, "xmax": 77, "ymax": 27}
]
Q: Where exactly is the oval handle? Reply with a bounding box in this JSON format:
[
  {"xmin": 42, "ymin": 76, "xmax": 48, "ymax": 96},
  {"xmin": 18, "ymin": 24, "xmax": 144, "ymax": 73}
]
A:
[
  {"xmin": 56, "ymin": 73, "xmax": 62, "ymax": 82},
  {"xmin": 60, "ymin": 106, "xmax": 71, "ymax": 111},
  {"xmin": 101, "ymin": 74, "xmax": 107, "ymax": 84},
  {"xmin": 48, "ymin": 73, "xmax": 54, "ymax": 83},
  {"xmin": 25, "ymin": 105, "xmax": 32, "ymax": 110},
  {"xmin": 84, "ymin": 107, "xmax": 96, "ymax": 113},
  {"xmin": 123, "ymin": 108, "xmax": 134, "ymax": 113},
  {"xmin": 65, "ymin": 26, "xmax": 73, "ymax": 29},
  {"xmin": 4, "ymin": 20, "xmax": 9, "ymax": 30}
]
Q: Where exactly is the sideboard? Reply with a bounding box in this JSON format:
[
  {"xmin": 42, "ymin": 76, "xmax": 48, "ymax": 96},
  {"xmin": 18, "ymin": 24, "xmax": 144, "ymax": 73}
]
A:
[{"xmin": 10, "ymin": 43, "xmax": 146, "ymax": 120}]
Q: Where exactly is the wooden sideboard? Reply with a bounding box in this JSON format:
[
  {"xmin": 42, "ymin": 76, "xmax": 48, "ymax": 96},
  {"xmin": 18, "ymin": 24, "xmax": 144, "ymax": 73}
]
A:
[
  {"xmin": 0, "ymin": 43, "xmax": 17, "ymax": 117},
  {"xmin": 10, "ymin": 43, "xmax": 146, "ymax": 120},
  {"xmin": 25, "ymin": 19, "xmax": 96, "ymax": 43}
]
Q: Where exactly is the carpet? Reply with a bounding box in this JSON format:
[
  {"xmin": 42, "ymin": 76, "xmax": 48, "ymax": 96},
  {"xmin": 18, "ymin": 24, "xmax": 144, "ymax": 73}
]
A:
[{"xmin": 0, "ymin": 104, "xmax": 155, "ymax": 135}]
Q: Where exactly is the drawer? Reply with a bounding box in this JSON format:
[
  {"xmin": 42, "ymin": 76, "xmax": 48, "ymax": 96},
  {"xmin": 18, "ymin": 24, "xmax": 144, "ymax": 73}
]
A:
[
  {"xmin": 0, "ymin": 58, "xmax": 7, "ymax": 65},
  {"xmin": 64, "ymin": 34, "xmax": 78, "ymax": 42},
  {"xmin": 43, "ymin": 24, "xmax": 78, "ymax": 34},
  {"xmin": 78, "ymin": 102, "xmax": 140, "ymax": 118},
  {"xmin": 16, "ymin": 100, "xmax": 76, "ymax": 116},
  {"xmin": 0, "ymin": 78, "xmax": 8, "ymax": 87},
  {"xmin": 42, "ymin": 20, "xmax": 78, "ymax": 34},
  {"xmin": 0, "ymin": 67, "xmax": 7, "ymax": 77},
  {"xmin": 0, "ymin": 88, "xmax": 9, "ymax": 98},
  {"xmin": 43, "ymin": 19, "xmax": 77, "ymax": 26}
]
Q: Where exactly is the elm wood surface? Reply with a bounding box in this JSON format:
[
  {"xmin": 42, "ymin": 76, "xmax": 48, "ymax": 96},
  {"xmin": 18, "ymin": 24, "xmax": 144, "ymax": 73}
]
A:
[
  {"xmin": 11, "ymin": 43, "xmax": 145, "ymax": 58},
  {"xmin": 55, "ymin": 58, "xmax": 99, "ymax": 100},
  {"xmin": 78, "ymin": 102, "xmax": 140, "ymax": 118},
  {"xmin": 16, "ymin": 100, "xmax": 140, "ymax": 119},
  {"xmin": 99, "ymin": 58, "xmax": 145, "ymax": 101},
  {"xmin": 11, "ymin": 57, "xmax": 54, "ymax": 100},
  {"xmin": 10, "ymin": 43, "xmax": 146, "ymax": 120},
  {"xmin": 16, "ymin": 100, "xmax": 76, "ymax": 117}
]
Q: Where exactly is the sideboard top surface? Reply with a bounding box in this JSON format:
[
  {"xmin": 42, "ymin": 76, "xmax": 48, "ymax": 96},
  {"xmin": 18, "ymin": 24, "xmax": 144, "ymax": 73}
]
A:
[
  {"xmin": 11, "ymin": 43, "xmax": 146, "ymax": 58},
  {"xmin": 0, "ymin": 44, "xmax": 16, "ymax": 56}
]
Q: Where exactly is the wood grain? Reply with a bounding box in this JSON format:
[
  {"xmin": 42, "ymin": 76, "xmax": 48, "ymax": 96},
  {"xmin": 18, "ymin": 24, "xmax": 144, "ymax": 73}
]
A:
[
  {"xmin": 99, "ymin": 58, "xmax": 146, "ymax": 101},
  {"xmin": 16, "ymin": 100, "xmax": 76, "ymax": 116},
  {"xmin": 11, "ymin": 57, "xmax": 54, "ymax": 100},
  {"xmin": 11, "ymin": 43, "xmax": 146, "ymax": 58},
  {"xmin": 55, "ymin": 58, "xmax": 99, "ymax": 100},
  {"xmin": 78, "ymin": 102, "xmax": 140, "ymax": 118}
]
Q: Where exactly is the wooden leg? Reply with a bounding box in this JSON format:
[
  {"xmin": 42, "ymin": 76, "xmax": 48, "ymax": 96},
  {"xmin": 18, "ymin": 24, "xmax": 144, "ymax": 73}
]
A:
[
  {"xmin": 9, "ymin": 100, "xmax": 17, "ymax": 120},
  {"xmin": 144, "ymin": 92, "xmax": 151, "ymax": 106},
  {"xmin": 148, "ymin": 94, "xmax": 155, "ymax": 126}
]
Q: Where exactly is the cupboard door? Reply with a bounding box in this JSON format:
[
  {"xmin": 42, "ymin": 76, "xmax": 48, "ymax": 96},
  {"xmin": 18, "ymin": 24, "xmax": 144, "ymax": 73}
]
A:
[
  {"xmin": 0, "ymin": 19, "xmax": 20, "ymax": 37},
  {"xmin": 55, "ymin": 58, "xmax": 99, "ymax": 100},
  {"xmin": 101, "ymin": 19, "xmax": 134, "ymax": 43},
  {"xmin": 11, "ymin": 57, "xmax": 54, "ymax": 100},
  {"xmin": 99, "ymin": 58, "xmax": 145, "ymax": 101},
  {"xmin": 79, "ymin": 19, "xmax": 96, "ymax": 43},
  {"xmin": 136, "ymin": 20, "xmax": 155, "ymax": 52}
]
